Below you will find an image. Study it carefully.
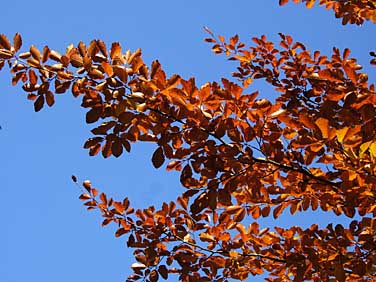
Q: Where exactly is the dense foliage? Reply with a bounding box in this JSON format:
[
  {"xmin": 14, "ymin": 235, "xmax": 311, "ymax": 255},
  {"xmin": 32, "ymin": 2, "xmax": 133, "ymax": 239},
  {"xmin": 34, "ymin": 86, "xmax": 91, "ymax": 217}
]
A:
[{"xmin": 1, "ymin": 1, "xmax": 375, "ymax": 281}]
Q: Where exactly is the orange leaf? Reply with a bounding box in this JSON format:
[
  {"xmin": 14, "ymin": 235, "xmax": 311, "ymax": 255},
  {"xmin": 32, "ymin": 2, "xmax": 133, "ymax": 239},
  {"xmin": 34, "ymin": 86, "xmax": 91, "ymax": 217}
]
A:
[
  {"xmin": 306, "ymin": 0, "xmax": 314, "ymax": 8},
  {"xmin": 317, "ymin": 69, "xmax": 343, "ymax": 83},
  {"xmin": 113, "ymin": 202, "xmax": 125, "ymax": 214},
  {"xmin": 101, "ymin": 61, "xmax": 113, "ymax": 77},
  {"xmin": 110, "ymin": 42, "xmax": 122, "ymax": 59},
  {"xmin": 315, "ymin": 117, "xmax": 329, "ymax": 138},
  {"xmin": 279, "ymin": 0, "xmax": 288, "ymax": 6},
  {"xmin": 28, "ymin": 69, "xmax": 38, "ymax": 85},
  {"xmin": 273, "ymin": 203, "xmax": 286, "ymax": 219},
  {"xmin": 199, "ymin": 232, "xmax": 216, "ymax": 242},
  {"xmin": 343, "ymin": 63, "xmax": 357, "ymax": 83},
  {"xmin": 233, "ymin": 207, "xmax": 246, "ymax": 222}
]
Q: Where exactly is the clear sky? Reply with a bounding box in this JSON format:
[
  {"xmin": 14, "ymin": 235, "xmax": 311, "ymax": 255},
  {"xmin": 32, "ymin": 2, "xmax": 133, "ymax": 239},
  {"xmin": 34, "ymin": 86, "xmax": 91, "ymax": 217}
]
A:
[{"xmin": 1, "ymin": 1, "xmax": 375, "ymax": 282}]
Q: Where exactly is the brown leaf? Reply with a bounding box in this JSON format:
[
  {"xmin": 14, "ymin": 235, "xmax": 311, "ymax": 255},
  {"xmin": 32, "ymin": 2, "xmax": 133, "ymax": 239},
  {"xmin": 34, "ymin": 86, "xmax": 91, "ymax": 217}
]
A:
[
  {"xmin": 86, "ymin": 107, "xmax": 102, "ymax": 124},
  {"xmin": 28, "ymin": 69, "xmax": 38, "ymax": 85},
  {"xmin": 111, "ymin": 139, "xmax": 123, "ymax": 157},
  {"xmin": 218, "ymin": 189, "xmax": 232, "ymax": 206},
  {"xmin": 101, "ymin": 61, "xmax": 113, "ymax": 77},
  {"xmin": 13, "ymin": 33, "xmax": 22, "ymax": 51},
  {"xmin": 118, "ymin": 112, "xmax": 134, "ymax": 124},
  {"xmin": 96, "ymin": 40, "xmax": 107, "ymax": 57},
  {"xmin": 70, "ymin": 53, "xmax": 83, "ymax": 67},
  {"xmin": 273, "ymin": 203, "xmax": 286, "ymax": 219},
  {"xmin": 42, "ymin": 46, "xmax": 50, "ymax": 63},
  {"xmin": 102, "ymin": 140, "xmax": 112, "ymax": 158},
  {"xmin": 113, "ymin": 66, "xmax": 127, "ymax": 83},
  {"xmin": 158, "ymin": 265, "xmax": 168, "ymax": 280},
  {"xmin": 149, "ymin": 270, "xmax": 159, "ymax": 282},
  {"xmin": 0, "ymin": 49, "xmax": 13, "ymax": 59},
  {"xmin": 34, "ymin": 95, "xmax": 44, "ymax": 112},
  {"xmin": 0, "ymin": 34, "xmax": 11, "ymax": 50},
  {"xmin": 30, "ymin": 45, "xmax": 41, "ymax": 61},
  {"xmin": 233, "ymin": 207, "xmax": 246, "ymax": 222},
  {"xmin": 49, "ymin": 50, "xmax": 62, "ymax": 62},
  {"xmin": 110, "ymin": 42, "xmax": 122, "ymax": 59},
  {"xmin": 261, "ymin": 205, "xmax": 271, "ymax": 217},
  {"xmin": 152, "ymin": 147, "xmax": 165, "ymax": 168},
  {"xmin": 71, "ymin": 175, "xmax": 77, "ymax": 183},
  {"xmin": 115, "ymin": 228, "xmax": 127, "ymax": 237},
  {"xmin": 166, "ymin": 160, "xmax": 182, "ymax": 171},
  {"xmin": 190, "ymin": 191, "xmax": 208, "ymax": 214},
  {"xmin": 177, "ymin": 196, "xmax": 188, "ymax": 210},
  {"xmin": 45, "ymin": 91, "xmax": 55, "ymax": 107}
]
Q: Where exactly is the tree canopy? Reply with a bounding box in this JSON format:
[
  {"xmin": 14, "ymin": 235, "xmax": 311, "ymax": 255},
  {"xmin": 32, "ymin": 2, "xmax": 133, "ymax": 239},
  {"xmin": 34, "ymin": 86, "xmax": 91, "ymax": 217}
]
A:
[{"xmin": 1, "ymin": 1, "xmax": 376, "ymax": 281}]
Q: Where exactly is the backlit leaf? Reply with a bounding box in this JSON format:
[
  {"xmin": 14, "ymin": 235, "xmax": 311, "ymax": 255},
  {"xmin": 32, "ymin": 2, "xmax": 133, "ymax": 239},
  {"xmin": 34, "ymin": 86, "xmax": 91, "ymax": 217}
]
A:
[
  {"xmin": 315, "ymin": 117, "xmax": 329, "ymax": 139},
  {"xmin": 336, "ymin": 127, "xmax": 349, "ymax": 143},
  {"xmin": 343, "ymin": 63, "xmax": 357, "ymax": 83},
  {"xmin": 306, "ymin": 0, "xmax": 314, "ymax": 8},
  {"xmin": 317, "ymin": 69, "xmax": 343, "ymax": 83}
]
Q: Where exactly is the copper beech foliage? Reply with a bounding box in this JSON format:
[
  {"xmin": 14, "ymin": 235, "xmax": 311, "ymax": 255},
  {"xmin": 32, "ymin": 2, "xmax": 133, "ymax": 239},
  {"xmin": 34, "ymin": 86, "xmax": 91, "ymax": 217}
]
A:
[
  {"xmin": 1, "ymin": 2, "xmax": 376, "ymax": 282},
  {"xmin": 280, "ymin": 0, "xmax": 376, "ymax": 25}
]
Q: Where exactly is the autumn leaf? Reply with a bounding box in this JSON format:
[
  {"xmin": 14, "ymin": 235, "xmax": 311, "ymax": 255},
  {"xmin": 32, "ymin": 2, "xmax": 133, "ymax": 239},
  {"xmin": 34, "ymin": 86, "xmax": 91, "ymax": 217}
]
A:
[
  {"xmin": 151, "ymin": 147, "xmax": 165, "ymax": 168},
  {"xmin": 2, "ymin": 8, "xmax": 376, "ymax": 280},
  {"xmin": 13, "ymin": 33, "xmax": 22, "ymax": 51},
  {"xmin": 0, "ymin": 34, "xmax": 11, "ymax": 50},
  {"xmin": 315, "ymin": 117, "xmax": 329, "ymax": 139},
  {"xmin": 317, "ymin": 69, "xmax": 343, "ymax": 82}
]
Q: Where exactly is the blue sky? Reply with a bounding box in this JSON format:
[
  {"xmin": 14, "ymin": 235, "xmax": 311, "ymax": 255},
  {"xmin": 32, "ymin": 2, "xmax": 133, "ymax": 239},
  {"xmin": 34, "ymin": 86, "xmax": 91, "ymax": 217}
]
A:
[{"xmin": 1, "ymin": 1, "xmax": 375, "ymax": 282}]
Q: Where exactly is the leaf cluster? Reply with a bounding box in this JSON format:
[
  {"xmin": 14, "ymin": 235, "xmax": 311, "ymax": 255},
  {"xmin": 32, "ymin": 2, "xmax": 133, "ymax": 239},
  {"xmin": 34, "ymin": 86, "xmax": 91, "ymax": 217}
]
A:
[{"xmin": 1, "ymin": 2, "xmax": 376, "ymax": 281}]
